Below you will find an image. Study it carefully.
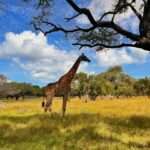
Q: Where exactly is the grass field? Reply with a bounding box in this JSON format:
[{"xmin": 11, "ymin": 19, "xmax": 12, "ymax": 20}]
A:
[{"xmin": 0, "ymin": 97, "xmax": 150, "ymax": 150}]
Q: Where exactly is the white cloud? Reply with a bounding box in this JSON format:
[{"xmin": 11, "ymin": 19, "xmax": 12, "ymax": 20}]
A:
[
  {"xmin": 96, "ymin": 48, "xmax": 133, "ymax": 67},
  {"xmin": 96, "ymin": 47, "xmax": 149, "ymax": 67},
  {"xmin": 0, "ymin": 31, "xmax": 88, "ymax": 83},
  {"xmin": 76, "ymin": 0, "xmax": 114, "ymax": 24},
  {"xmin": 129, "ymin": 47, "xmax": 149, "ymax": 63},
  {"xmin": 0, "ymin": 31, "xmax": 149, "ymax": 83}
]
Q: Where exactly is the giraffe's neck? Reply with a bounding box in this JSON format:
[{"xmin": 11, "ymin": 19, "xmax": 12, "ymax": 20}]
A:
[{"xmin": 66, "ymin": 57, "xmax": 81, "ymax": 80}]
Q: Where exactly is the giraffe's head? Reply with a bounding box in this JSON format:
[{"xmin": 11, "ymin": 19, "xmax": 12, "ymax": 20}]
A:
[{"xmin": 79, "ymin": 53, "xmax": 91, "ymax": 62}]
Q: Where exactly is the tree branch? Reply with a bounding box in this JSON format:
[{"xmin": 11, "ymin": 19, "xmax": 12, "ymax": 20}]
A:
[
  {"xmin": 65, "ymin": 0, "xmax": 140, "ymax": 41},
  {"xmin": 66, "ymin": 0, "xmax": 97, "ymax": 26},
  {"xmin": 34, "ymin": 20, "xmax": 140, "ymax": 41},
  {"xmin": 73, "ymin": 42, "xmax": 139, "ymax": 50},
  {"xmin": 36, "ymin": 0, "xmax": 42, "ymax": 9},
  {"xmin": 97, "ymin": 21, "xmax": 140, "ymax": 41},
  {"xmin": 33, "ymin": 23, "xmax": 46, "ymax": 35},
  {"xmin": 33, "ymin": 21, "xmax": 96, "ymax": 35},
  {"xmin": 100, "ymin": 3, "xmax": 142, "ymax": 21},
  {"xmin": 65, "ymin": 13, "xmax": 80, "ymax": 22},
  {"xmin": 33, "ymin": 0, "xmax": 141, "ymax": 43},
  {"xmin": 143, "ymin": 0, "xmax": 146, "ymax": 5},
  {"xmin": 99, "ymin": 11, "xmax": 115, "ymax": 22},
  {"xmin": 128, "ymin": 3, "xmax": 142, "ymax": 20}
]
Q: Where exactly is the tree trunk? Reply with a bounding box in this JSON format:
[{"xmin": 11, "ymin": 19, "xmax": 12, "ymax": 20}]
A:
[
  {"xmin": 138, "ymin": 0, "xmax": 150, "ymax": 50},
  {"xmin": 140, "ymin": 0, "xmax": 150, "ymax": 38}
]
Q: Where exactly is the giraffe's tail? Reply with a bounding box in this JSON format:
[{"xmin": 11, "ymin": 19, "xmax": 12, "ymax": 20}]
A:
[
  {"xmin": 42, "ymin": 89, "xmax": 45, "ymax": 108},
  {"xmin": 42, "ymin": 100, "xmax": 45, "ymax": 107}
]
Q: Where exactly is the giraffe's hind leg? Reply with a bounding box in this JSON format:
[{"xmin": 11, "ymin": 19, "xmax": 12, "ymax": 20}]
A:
[{"xmin": 45, "ymin": 93, "xmax": 54, "ymax": 118}]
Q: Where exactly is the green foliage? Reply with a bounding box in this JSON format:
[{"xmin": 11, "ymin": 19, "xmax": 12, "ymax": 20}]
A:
[
  {"xmin": 23, "ymin": 0, "xmax": 54, "ymax": 8},
  {"xmin": 72, "ymin": 72, "xmax": 88, "ymax": 97},
  {"xmin": 114, "ymin": 0, "xmax": 129, "ymax": 13},
  {"xmin": 95, "ymin": 76, "xmax": 115, "ymax": 95},
  {"xmin": 71, "ymin": 66, "xmax": 149, "ymax": 100},
  {"xmin": 88, "ymin": 75, "xmax": 100, "ymax": 100},
  {"xmin": 107, "ymin": 66, "xmax": 123, "ymax": 73},
  {"xmin": 134, "ymin": 77, "xmax": 150, "ymax": 97},
  {"xmin": 0, "ymin": 80, "xmax": 43, "ymax": 100},
  {"xmin": 77, "ymin": 28, "xmax": 120, "ymax": 51},
  {"xmin": 32, "ymin": 85, "xmax": 43, "ymax": 96},
  {"xmin": 12, "ymin": 82, "xmax": 43, "ymax": 97}
]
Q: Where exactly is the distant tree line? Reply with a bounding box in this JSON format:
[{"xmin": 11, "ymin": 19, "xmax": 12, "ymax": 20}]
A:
[
  {"xmin": 0, "ymin": 75, "xmax": 43, "ymax": 100},
  {"xmin": 0, "ymin": 66, "xmax": 149, "ymax": 100},
  {"xmin": 70, "ymin": 66, "xmax": 150, "ymax": 100}
]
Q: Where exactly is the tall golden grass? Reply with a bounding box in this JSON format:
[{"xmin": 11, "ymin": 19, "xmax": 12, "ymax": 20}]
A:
[{"xmin": 0, "ymin": 97, "xmax": 150, "ymax": 150}]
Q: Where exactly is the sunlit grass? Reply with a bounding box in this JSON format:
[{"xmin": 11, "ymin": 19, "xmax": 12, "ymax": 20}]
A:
[{"xmin": 0, "ymin": 97, "xmax": 150, "ymax": 150}]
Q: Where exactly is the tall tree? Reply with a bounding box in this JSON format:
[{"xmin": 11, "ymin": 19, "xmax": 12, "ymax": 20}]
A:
[
  {"xmin": 134, "ymin": 77, "xmax": 150, "ymax": 97},
  {"xmin": 97, "ymin": 66, "xmax": 136, "ymax": 96},
  {"xmin": 72, "ymin": 72, "xmax": 88, "ymax": 97},
  {"xmin": 26, "ymin": 0, "xmax": 150, "ymax": 52}
]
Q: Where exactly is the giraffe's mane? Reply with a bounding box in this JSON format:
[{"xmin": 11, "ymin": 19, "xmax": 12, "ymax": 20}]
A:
[{"xmin": 47, "ymin": 81, "xmax": 58, "ymax": 86}]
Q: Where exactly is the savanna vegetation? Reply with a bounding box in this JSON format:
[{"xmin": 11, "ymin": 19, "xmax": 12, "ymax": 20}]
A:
[
  {"xmin": 0, "ymin": 97, "xmax": 150, "ymax": 150},
  {"xmin": 71, "ymin": 66, "xmax": 150, "ymax": 100},
  {"xmin": 0, "ymin": 66, "xmax": 150, "ymax": 100},
  {"xmin": 0, "ymin": 74, "xmax": 43, "ymax": 100},
  {"xmin": 0, "ymin": 1, "xmax": 150, "ymax": 150}
]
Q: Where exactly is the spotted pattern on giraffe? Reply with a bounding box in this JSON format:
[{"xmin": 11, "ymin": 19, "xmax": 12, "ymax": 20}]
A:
[{"xmin": 43, "ymin": 53, "xmax": 90, "ymax": 117}]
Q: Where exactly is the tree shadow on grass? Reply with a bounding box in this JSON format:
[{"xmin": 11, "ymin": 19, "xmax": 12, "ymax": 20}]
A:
[
  {"xmin": 0, "ymin": 114, "xmax": 111, "ymax": 150},
  {"xmin": 128, "ymin": 141, "xmax": 150, "ymax": 149},
  {"xmin": 0, "ymin": 113, "xmax": 150, "ymax": 149},
  {"xmin": 1, "ymin": 113, "xmax": 150, "ymax": 129},
  {"xmin": 102, "ymin": 115, "xmax": 150, "ymax": 133}
]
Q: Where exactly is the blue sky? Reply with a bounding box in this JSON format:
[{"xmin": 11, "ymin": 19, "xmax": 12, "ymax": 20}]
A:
[{"xmin": 0, "ymin": 0, "xmax": 149, "ymax": 86}]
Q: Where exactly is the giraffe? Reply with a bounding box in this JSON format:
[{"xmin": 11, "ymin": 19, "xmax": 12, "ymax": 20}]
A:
[{"xmin": 43, "ymin": 53, "xmax": 90, "ymax": 117}]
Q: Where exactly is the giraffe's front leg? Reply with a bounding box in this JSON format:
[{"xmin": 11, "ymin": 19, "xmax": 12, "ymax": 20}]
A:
[{"xmin": 62, "ymin": 95, "xmax": 69, "ymax": 117}]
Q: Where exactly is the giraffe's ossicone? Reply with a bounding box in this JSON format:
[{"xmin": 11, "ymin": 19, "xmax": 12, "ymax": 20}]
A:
[{"xmin": 43, "ymin": 53, "xmax": 90, "ymax": 117}]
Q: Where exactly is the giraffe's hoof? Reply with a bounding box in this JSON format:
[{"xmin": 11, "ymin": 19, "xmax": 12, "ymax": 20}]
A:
[{"xmin": 44, "ymin": 107, "xmax": 47, "ymax": 112}]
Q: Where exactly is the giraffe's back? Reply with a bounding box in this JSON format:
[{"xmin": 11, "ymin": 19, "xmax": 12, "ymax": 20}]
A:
[
  {"xmin": 44, "ymin": 80, "xmax": 71, "ymax": 97},
  {"xmin": 44, "ymin": 82, "xmax": 58, "ymax": 97}
]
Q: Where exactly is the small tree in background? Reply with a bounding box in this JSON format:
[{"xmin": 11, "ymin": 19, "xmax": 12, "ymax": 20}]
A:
[
  {"xmin": 72, "ymin": 72, "xmax": 88, "ymax": 98},
  {"xmin": 134, "ymin": 77, "xmax": 150, "ymax": 98},
  {"xmin": 0, "ymin": 74, "xmax": 7, "ymax": 86}
]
